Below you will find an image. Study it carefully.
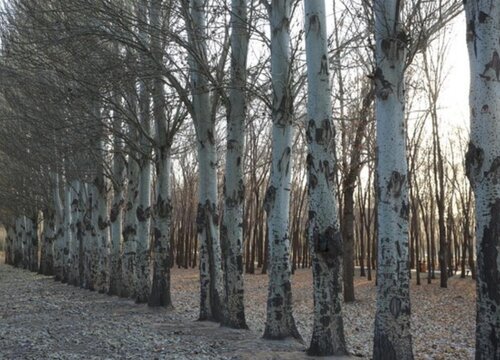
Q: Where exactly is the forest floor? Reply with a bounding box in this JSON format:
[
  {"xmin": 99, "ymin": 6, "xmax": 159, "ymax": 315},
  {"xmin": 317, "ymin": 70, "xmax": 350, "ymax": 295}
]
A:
[{"xmin": 0, "ymin": 255, "xmax": 475, "ymax": 359}]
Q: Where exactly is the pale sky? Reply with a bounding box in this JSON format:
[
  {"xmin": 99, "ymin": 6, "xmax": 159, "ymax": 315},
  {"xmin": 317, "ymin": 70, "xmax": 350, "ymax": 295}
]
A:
[{"xmin": 440, "ymin": 12, "xmax": 470, "ymax": 137}]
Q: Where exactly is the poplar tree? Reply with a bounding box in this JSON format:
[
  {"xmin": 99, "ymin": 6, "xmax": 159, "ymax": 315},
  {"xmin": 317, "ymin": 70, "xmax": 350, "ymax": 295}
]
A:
[
  {"xmin": 464, "ymin": 2, "xmax": 500, "ymax": 358},
  {"xmin": 304, "ymin": 0, "xmax": 346, "ymax": 355},
  {"xmin": 372, "ymin": 0, "xmax": 413, "ymax": 358}
]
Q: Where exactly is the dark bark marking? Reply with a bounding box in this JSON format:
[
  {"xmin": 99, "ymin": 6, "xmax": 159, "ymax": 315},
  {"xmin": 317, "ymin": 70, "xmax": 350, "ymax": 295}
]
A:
[
  {"xmin": 123, "ymin": 225, "xmax": 137, "ymax": 238},
  {"xmin": 372, "ymin": 67, "xmax": 393, "ymax": 100},
  {"xmin": 478, "ymin": 11, "xmax": 491, "ymax": 23},
  {"xmin": 156, "ymin": 194, "xmax": 172, "ymax": 218},
  {"xmin": 400, "ymin": 200, "xmax": 409, "ymax": 220},
  {"xmin": 319, "ymin": 55, "xmax": 329, "ymax": 76},
  {"xmin": 207, "ymin": 130, "xmax": 215, "ymax": 145},
  {"xmin": 465, "ymin": 142, "xmax": 484, "ymax": 184},
  {"xmin": 238, "ymin": 179, "xmax": 245, "ymax": 202},
  {"xmin": 481, "ymin": 51, "xmax": 500, "ymax": 81},
  {"xmin": 390, "ymin": 297, "xmax": 402, "ymax": 318},
  {"xmin": 110, "ymin": 203, "xmax": 120, "ymax": 223},
  {"xmin": 467, "ymin": 19, "xmax": 478, "ymax": 56},
  {"xmin": 387, "ymin": 171, "xmax": 405, "ymax": 198},
  {"xmin": 381, "ymin": 39, "xmax": 391, "ymax": 55},
  {"xmin": 310, "ymin": 174, "xmax": 318, "ymax": 189},
  {"xmin": 374, "ymin": 330, "xmax": 398, "ymax": 360},
  {"xmin": 320, "ymin": 315, "xmax": 331, "ymax": 328},
  {"xmin": 271, "ymin": 294, "xmax": 284, "ymax": 307},
  {"xmin": 306, "ymin": 120, "xmax": 314, "ymax": 143},
  {"xmin": 196, "ymin": 202, "xmax": 207, "ymax": 233},
  {"xmin": 153, "ymin": 227, "xmax": 161, "ymax": 241},
  {"xmin": 307, "ymin": 14, "xmax": 320, "ymax": 35},
  {"xmin": 489, "ymin": 157, "xmax": 500, "ymax": 184},
  {"xmin": 227, "ymin": 139, "xmax": 237, "ymax": 150},
  {"xmin": 481, "ymin": 199, "xmax": 500, "ymax": 303},
  {"xmin": 71, "ymin": 198, "xmax": 79, "ymax": 209},
  {"xmin": 263, "ymin": 185, "xmax": 276, "ymax": 213},
  {"xmin": 314, "ymin": 227, "xmax": 342, "ymax": 269},
  {"xmin": 306, "ymin": 154, "xmax": 314, "ymax": 171},
  {"xmin": 98, "ymin": 216, "xmax": 108, "ymax": 231},
  {"xmin": 315, "ymin": 128, "xmax": 324, "ymax": 144},
  {"xmin": 136, "ymin": 205, "xmax": 147, "ymax": 222},
  {"xmin": 273, "ymin": 89, "xmax": 293, "ymax": 127}
]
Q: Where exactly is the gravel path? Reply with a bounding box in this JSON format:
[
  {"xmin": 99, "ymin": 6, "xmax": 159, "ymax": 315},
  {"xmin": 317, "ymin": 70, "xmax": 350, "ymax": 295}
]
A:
[{"xmin": 0, "ymin": 256, "xmax": 475, "ymax": 359}]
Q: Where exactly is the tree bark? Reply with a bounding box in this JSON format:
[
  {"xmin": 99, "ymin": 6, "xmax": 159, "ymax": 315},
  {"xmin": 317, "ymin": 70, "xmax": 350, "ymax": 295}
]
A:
[
  {"xmin": 188, "ymin": 0, "xmax": 224, "ymax": 322},
  {"xmin": 40, "ymin": 208, "xmax": 54, "ymax": 276},
  {"xmin": 26, "ymin": 214, "xmax": 38, "ymax": 272},
  {"xmin": 262, "ymin": 0, "xmax": 301, "ymax": 341},
  {"xmin": 135, "ymin": 0, "xmax": 152, "ymax": 304},
  {"xmin": 148, "ymin": 0, "xmax": 173, "ymax": 308},
  {"xmin": 122, "ymin": 150, "xmax": 140, "ymax": 298},
  {"xmin": 372, "ymin": 1, "xmax": 414, "ymax": 359},
  {"xmin": 94, "ymin": 172, "xmax": 110, "ymax": 294},
  {"xmin": 304, "ymin": 0, "xmax": 347, "ymax": 355},
  {"xmin": 109, "ymin": 139, "xmax": 125, "ymax": 296},
  {"xmin": 464, "ymin": 2, "xmax": 500, "ymax": 358},
  {"xmin": 68, "ymin": 180, "xmax": 82, "ymax": 286},
  {"xmin": 52, "ymin": 173, "xmax": 65, "ymax": 282},
  {"xmin": 221, "ymin": 0, "xmax": 249, "ymax": 329}
]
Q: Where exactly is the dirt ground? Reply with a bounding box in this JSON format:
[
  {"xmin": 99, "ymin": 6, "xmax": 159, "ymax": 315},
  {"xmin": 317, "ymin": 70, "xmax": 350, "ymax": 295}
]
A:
[{"xmin": 0, "ymin": 254, "xmax": 475, "ymax": 359}]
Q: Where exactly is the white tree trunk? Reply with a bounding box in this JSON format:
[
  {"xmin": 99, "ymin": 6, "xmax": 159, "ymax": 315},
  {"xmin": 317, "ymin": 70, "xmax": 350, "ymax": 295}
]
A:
[
  {"xmin": 15, "ymin": 217, "xmax": 25, "ymax": 269},
  {"xmin": 65, "ymin": 181, "xmax": 75, "ymax": 286},
  {"xmin": 304, "ymin": 0, "xmax": 346, "ymax": 355},
  {"xmin": 15, "ymin": 216, "xmax": 26, "ymax": 268},
  {"xmin": 109, "ymin": 142, "xmax": 125, "ymax": 296},
  {"xmin": 68, "ymin": 180, "xmax": 82, "ymax": 286},
  {"xmin": 12, "ymin": 220, "xmax": 20, "ymax": 266},
  {"xmin": 189, "ymin": 0, "xmax": 224, "ymax": 322},
  {"xmin": 149, "ymin": 147, "xmax": 173, "ymax": 307},
  {"xmin": 83, "ymin": 183, "xmax": 98, "ymax": 290},
  {"xmin": 40, "ymin": 208, "xmax": 55, "ymax": 276},
  {"xmin": 135, "ymin": 156, "xmax": 152, "ymax": 302},
  {"xmin": 221, "ymin": 0, "xmax": 249, "ymax": 329},
  {"xmin": 372, "ymin": 1, "xmax": 413, "ymax": 359},
  {"xmin": 135, "ymin": 0, "xmax": 152, "ymax": 304},
  {"xmin": 23, "ymin": 216, "xmax": 32, "ymax": 270},
  {"xmin": 263, "ymin": 0, "xmax": 300, "ymax": 341},
  {"xmin": 26, "ymin": 214, "xmax": 38, "ymax": 272},
  {"xmin": 95, "ymin": 173, "xmax": 110, "ymax": 294},
  {"xmin": 148, "ymin": 0, "xmax": 173, "ymax": 308},
  {"xmin": 6, "ymin": 223, "xmax": 16, "ymax": 266},
  {"xmin": 464, "ymin": 3, "xmax": 500, "ymax": 358},
  {"xmin": 52, "ymin": 173, "xmax": 65, "ymax": 281},
  {"xmin": 122, "ymin": 151, "xmax": 140, "ymax": 298}
]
